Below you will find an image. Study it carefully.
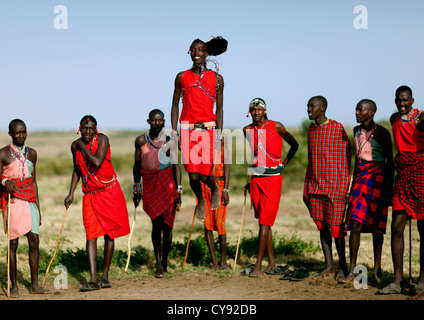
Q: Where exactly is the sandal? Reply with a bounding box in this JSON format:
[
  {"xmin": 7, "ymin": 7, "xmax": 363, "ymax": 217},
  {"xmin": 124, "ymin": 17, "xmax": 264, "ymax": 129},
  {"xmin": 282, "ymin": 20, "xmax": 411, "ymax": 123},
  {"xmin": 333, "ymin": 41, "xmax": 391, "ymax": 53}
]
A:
[
  {"xmin": 376, "ymin": 283, "xmax": 402, "ymax": 295},
  {"xmin": 240, "ymin": 264, "xmax": 255, "ymax": 276},
  {"xmin": 289, "ymin": 268, "xmax": 310, "ymax": 281},
  {"xmin": 265, "ymin": 265, "xmax": 290, "ymax": 275},
  {"xmin": 80, "ymin": 281, "xmax": 100, "ymax": 292},
  {"xmin": 100, "ymin": 278, "xmax": 112, "ymax": 288}
]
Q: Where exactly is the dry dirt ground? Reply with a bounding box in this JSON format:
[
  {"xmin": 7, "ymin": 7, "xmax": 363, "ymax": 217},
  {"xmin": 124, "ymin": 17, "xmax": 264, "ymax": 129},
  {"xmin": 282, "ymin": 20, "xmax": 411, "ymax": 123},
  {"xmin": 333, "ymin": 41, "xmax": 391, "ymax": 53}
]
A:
[{"xmin": 0, "ymin": 191, "xmax": 419, "ymax": 304}]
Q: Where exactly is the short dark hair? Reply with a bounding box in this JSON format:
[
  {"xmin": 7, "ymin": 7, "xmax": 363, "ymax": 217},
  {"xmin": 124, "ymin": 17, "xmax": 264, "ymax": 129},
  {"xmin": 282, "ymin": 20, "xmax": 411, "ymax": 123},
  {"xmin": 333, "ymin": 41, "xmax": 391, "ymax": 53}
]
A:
[
  {"xmin": 358, "ymin": 99, "xmax": 377, "ymax": 113},
  {"xmin": 396, "ymin": 85, "xmax": 413, "ymax": 98},
  {"xmin": 310, "ymin": 95, "xmax": 328, "ymax": 109},
  {"xmin": 9, "ymin": 119, "xmax": 26, "ymax": 132},
  {"xmin": 148, "ymin": 109, "xmax": 164, "ymax": 120}
]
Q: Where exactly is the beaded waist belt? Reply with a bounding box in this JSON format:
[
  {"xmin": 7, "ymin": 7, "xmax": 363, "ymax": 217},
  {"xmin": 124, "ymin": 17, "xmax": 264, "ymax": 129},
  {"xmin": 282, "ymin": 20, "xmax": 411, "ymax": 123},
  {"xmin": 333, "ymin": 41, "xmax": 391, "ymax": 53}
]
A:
[{"xmin": 180, "ymin": 121, "xmax": 216, "ymax": 131}]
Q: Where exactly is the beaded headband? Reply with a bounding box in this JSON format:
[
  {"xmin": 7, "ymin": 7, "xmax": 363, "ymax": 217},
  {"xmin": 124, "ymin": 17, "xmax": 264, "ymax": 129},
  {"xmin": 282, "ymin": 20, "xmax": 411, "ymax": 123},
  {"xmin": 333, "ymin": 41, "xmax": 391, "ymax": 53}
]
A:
[{"xmin": 247, "ymin": 98, "xmax": 267, "ymax": 117}]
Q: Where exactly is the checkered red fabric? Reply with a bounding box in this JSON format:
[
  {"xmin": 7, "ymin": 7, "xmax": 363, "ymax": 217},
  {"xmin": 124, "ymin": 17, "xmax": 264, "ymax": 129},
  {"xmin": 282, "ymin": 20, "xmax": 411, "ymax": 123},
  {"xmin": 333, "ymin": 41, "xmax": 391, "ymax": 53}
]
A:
[
  {"xmin": 346, "ymin": 161, "xmax": 388, "ymax": 234},
  {"xmin": 392, "ymin": 150, "xmax": 424, "ymax": 220},
  {"xmin": 0, "ymin": 178, "xmax": 36, "ymax": 212},
  {"xmin": 303, "ymin": 120, "xmax": 351, "ymax": 225},
  {"xmin": 141, "ymin": 166, "xmax": 178, "ymax": 228}
]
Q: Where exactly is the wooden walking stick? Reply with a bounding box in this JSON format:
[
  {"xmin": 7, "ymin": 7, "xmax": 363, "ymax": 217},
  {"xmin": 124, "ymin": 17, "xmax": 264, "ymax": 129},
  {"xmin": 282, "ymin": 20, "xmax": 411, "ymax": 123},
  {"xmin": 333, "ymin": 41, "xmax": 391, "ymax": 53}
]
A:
[
  {"xmin": 7, "ymin": 193, "xmax": 11, "ymax": 298},
  {"xmin": 42, "ymin": 208, "xmax": 68, "ymax": 288},
  {"xmin": 183, "ymin": 207, "xmax": 197, "ymax": 268},
  {"xmin": 124, "ymin": 206, "xmax": 137, "ymax": 273},
  {"xmin": 233, "ymin": 187, "xmax": 248, "ymax": 270}
]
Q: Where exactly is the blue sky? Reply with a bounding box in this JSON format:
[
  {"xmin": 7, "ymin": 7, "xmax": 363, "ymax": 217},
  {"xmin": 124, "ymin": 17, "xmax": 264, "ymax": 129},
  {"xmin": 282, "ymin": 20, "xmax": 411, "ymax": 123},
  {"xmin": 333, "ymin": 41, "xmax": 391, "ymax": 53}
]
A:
[{"xmin": 0, "ymin": 0, "xmax": 423, "ymax": 132}]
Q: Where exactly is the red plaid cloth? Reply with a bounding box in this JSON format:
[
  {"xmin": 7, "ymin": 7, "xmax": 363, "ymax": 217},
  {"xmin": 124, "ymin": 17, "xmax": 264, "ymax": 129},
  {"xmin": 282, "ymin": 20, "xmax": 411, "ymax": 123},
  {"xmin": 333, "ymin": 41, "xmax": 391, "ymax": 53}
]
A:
[
  {"xmin": 0, "ymin": 178, "xmax": 36, "ymax": 212},
  {"xmin": 141, "ymin": 166, "xmax": 178, "ymax": 228},
  {"xmin": 303, "ymin": 120, "xmax": 351, "ymax": 225},
  {"xmin": 392, "ymin": 150, "xmax": 424, "ymax": 220},
  {"xmin": 346, "ymin": 161, "xmax": 388, "ymax": 234}
]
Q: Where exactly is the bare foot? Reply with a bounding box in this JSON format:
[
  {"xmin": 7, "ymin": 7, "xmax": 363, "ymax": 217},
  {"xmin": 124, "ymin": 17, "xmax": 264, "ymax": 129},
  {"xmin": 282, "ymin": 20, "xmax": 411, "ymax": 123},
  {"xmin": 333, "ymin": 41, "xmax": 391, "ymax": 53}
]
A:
[
  {"xmin": 335, "ymin": 269, "xmax": 346, "ymax": 281},
  {"xmin": 29, "ymin": 286, "xmax": 50, "ymax": 295},
  {"xmin": 313, "ymin": 268, "xmax": 335, "ymax": 279},
  {"xmin": 210, "ymin": 187, "xmax": 221, "ymax": 211},
  {"xmin": 9, "ymin": 286, "xmax": 19, "ymax": 298},
  {"xmin": 249, "ymin": 267, "xmax": 263, "ymax": 278},
  {"xmin": 340, "ymin": 273, "xmax": 355, "ymax": 283},
  {"xmin": 220, "ymin": 261, "xmax": 231, "ymax": 271},
  {"xmin": 155, "ymin": 266, "xmax": 164, "ymax": 278},
  {"xmin": 195, "ymin": 199, "xmax": 206, "ymax": 221}
]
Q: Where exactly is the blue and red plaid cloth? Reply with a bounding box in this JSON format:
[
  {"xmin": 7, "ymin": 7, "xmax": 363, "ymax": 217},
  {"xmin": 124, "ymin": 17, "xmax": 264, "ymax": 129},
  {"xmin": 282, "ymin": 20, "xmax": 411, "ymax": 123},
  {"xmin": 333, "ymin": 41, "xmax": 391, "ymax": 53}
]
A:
[
  {"xmin": 141, "ymin": 166, "xmax": 178, "ymax": 228},
  {"xmin": 346, "ymin": 161, "xmax": 388, "ymax": 234},
  {"xmin": 303, "ymin": 120, "xmax": 351, "ymax": 225}
]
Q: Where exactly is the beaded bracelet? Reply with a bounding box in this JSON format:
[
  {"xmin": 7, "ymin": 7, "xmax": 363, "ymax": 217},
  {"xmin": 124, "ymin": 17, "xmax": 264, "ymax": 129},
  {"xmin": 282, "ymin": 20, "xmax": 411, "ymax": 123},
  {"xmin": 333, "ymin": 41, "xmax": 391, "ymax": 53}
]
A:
[
  {"xmin": 222, "ymin": 189, "xmax": 230, "ymax": 193},
  {"xmin": 177, "ymin": 185, "xmax": 183, "ymax": 195},
  {"xmin": 133, "ymin": 182, "xmax": 142, "ymax": 194}
]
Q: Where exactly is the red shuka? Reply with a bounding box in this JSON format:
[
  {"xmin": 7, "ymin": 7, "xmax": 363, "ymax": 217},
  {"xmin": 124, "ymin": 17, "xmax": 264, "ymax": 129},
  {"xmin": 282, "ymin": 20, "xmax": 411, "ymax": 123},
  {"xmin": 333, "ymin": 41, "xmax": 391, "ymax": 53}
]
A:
[{"xmin": 75, "ymin": 135, "xmax": 130, "ymax": 240}]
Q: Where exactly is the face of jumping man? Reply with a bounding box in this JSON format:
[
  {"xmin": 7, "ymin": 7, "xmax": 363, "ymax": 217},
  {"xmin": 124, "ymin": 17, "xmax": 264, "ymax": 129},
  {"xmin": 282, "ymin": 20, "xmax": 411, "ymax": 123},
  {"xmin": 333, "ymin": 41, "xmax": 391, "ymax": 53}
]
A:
[
  {"xmin": 80, "ymin": 120, "xmax": 97, "ymax": 143},
  {"xmin": 9, "ymin": 123, "xmax": 27, "ymax": 148},
  {"xmin": 307, "ymin": 98, "xmax": 325, "ymax": 121},
  {"xmin": 190, "ymin": 42, "xmax": 208, "ymax": 65},
  {"xmin": 395, "ymin": 90, "xmax": 414, "ymax": 115},
  {"xmin": 355, "ymin": 102, "xmax": 374, "ymax": 125},
  {"xmin": 148, "ymin": 112, "xmax": 165, "ymax": 133}
]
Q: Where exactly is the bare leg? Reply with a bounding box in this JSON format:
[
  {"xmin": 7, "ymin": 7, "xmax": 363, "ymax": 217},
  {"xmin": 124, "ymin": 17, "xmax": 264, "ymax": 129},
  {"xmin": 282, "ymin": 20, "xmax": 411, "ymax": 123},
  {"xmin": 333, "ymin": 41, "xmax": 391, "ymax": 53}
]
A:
[
  {"xmin": 162, "ymin": 222, "xmax": 173, "ymax": 273},
  {"xmin": 205, "ymin": 228, "xmax": 218, "ymax": 270},
  {"xmin": 189, "ymin": 173, "xmax": 206, "ymax": 219},
  {"xmin": 9, "ymin": 238, "xmax": 19, "ymax": 298},
  {"xmin": 152, "ymin": 217, "xmax": 164, "ymax": 277},
  {"xmin": 315, "ymin": 228, "xmax": 335, "ymax": 277},
  {"xmin": 86, "ymin": 238, "xmax": 98, "ymax": 283},
  {"xmin": 101, "ymin": 234, "xmax": 114, "ymax": 281},
  {"xmin": 344, "ymin": 220, "xmax": 362, "ymax": 282},
  {"xmin": 27, "ymin": 232, "xmax": 49, "ymax": 294},
  {"xmin": 250, "ymin": 225, "xmax": 273, "ymax": 277},
  {"xmin": 372, "ymin": 232, "xmax": 384, "ymax": 282},
  {"xmin": 391, "ymin": 212, "xmax": 408, "ymax": 287},
  {"xmin": 218, "ymin": 234, "xmax": 230, "ymax": 270},
  {"xmin": 335, "ymin": 236, "xmax": 347, "ymax": 280}
]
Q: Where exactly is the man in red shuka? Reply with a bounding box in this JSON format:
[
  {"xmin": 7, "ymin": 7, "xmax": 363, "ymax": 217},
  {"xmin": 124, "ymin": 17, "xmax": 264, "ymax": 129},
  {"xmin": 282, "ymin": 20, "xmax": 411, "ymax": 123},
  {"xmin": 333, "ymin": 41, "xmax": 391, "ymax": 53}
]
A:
[
  {"xmin": 378, "ymin": 86, "xmax": 424, "ymax": 295},
  {"xmin": 64, "ymin": 115, "xmax": 130, "ymax": 292},
  {"xmin": 243, "ymin": 98, "xmax": 298, "ymax": 277},
  {"xmin": 171, "ymin": 37, "xmax": 226, "ymax": 220}
]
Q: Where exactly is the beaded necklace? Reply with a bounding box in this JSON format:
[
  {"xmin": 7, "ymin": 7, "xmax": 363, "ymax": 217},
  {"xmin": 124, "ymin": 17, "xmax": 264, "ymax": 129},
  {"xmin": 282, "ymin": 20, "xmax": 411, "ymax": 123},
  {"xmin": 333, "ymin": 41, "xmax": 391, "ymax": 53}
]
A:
[
  {"xmin": 81, "ymin": 136, "xmax": 96, "ymax": 185},
  {"xmin": 399, "ymin": 109, "xmax": 422, "ymax": 125},
  {"xmin": 9, "ymin": 144, "xmax": 29, "ymax": 181},
  {"xmin": 146, "ymin": 132, "xmax": 165, "ymax": 149},
  {"xmin": 81, "ymin": 136, "xmax": 116, "ymax": 186},
  {"xmin": 357, "ymin": 125, "xmax": 377, "ymax": 162},
  {"xmin": 253, "ymin": 121, "xmax": 282, "ymax": 162}
]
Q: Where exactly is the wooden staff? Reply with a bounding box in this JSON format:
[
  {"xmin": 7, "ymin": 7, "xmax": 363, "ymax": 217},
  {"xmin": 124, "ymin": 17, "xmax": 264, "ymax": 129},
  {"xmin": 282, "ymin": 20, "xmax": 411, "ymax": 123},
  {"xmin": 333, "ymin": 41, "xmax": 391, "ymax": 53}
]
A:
[
  {"xmin": 342, "ymin": 174, "xmax": 354, "ymax": 227},
  {"xmin": 233, "ymin": 187, "xmax": 248, "ymax": 270},
  {"xmin": 41, "ymin": 208, "xmax": 68, "ymax": 288},
  {"xmin": 7, "ymin": 193, "xmax": 11, "ymax": 298},
  {"xmin": 183, "ymin": 207, "xmax": 197, "ymax": 268},
  {"xmin": 124, "ymin": 207, "xmax": 137, "ymax": 273}
]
